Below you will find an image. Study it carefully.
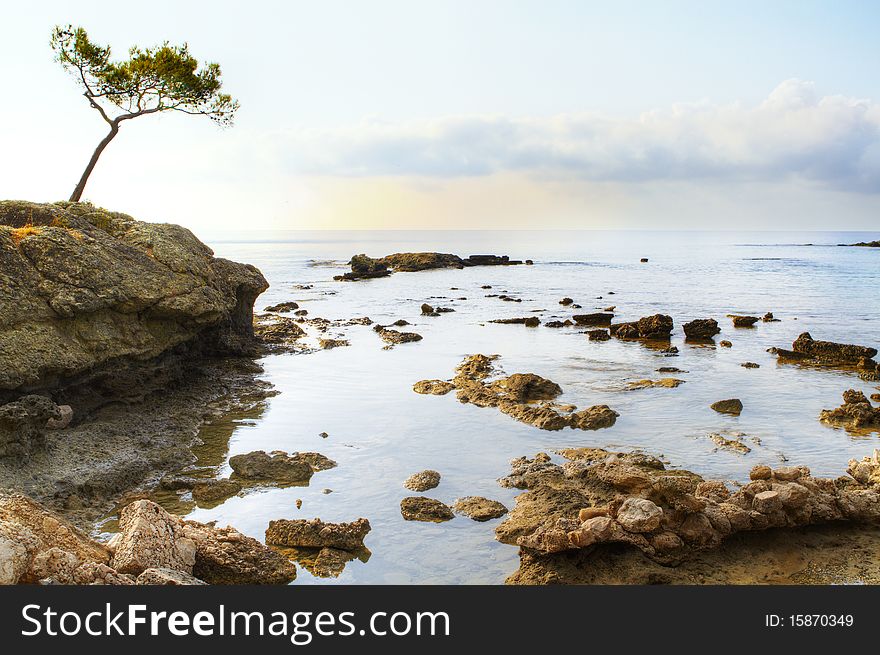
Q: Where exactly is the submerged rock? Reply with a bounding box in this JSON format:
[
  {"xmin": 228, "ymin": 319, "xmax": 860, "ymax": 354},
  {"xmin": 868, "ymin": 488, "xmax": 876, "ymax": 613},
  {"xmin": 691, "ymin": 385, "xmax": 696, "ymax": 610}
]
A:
[
  {"xmin": 711, "ymin": 399, "xmax": 743, "ymax": 415},
  {"xmin": 490, "ymin": 317, "xmax": 540, "ymax": 327},
  {"xmin": 683, "ymin": 318, "xmax": 720, "ymax": 340},
  {"xmin": 229, "ymin": 450, "xmax": 336, "ymax": 483},
  {"xmin": 318, "ymin": 338, "xmax": 350, "ymax": 349},
  {"xmin": 404, "ymin": 470, "xmax": 441, "ymax": 492},
  {"xmin": 453, "ymin": 497, "xmax": 509, "ymax": 521},
  {"xmin": 610, "ymin": 314, "xmax": 673, "ymax": 340},
  {"xmin": 400, "ymin": 497, "xmax": 454, "ymax": 522},
  {"xmin": 709, "ymin": 433, "xmax": 751, "ymax": 454},
  {"xmin": 375, "ymin": 326, "xmax": 423, "ymax": 347},
  {"xmin": 264, "ymin": 301, "xmax": 299, "ymax": 313},
  {"xmin": 626, "ymin": 379, "xmax": 686, "ymax": 390},
  {"xmin": 191, "ymin": 479, "xmax": 242, "ymax": 504},
  {"xmin": 572, "ymin": 313, "xmax": 613, "ymax": 327},
  {"xmin": 412, "ymin": 380, "xmax": 455, "ymax": 395},
  {"xmin": 265, "ymin": 518, "xmax": 371, "ymax": 551},
  {"xmin": 729, "ymin": 315, "xmax": 760, "ymax": 328},
  {"xmin": 333, "ymin": 254, "xmax": 390, "ymax": 281},
  {"xmin": 789, "ymin": 332, "xmax": 877, "ymax": 365},
  {"xmin": 418, "ymin": 354, "xmax": 618, "ymax": 432},
  {"xmin": 587, "ymin": 329, "xmax": 611, "ymax": 341},
  {"xmin": 820, "ymin": 390, "xmax": 880, "ymax": 431},
  {"xmin": 253, "ymin": 315, "xmax": 307, "ymax": 352}
]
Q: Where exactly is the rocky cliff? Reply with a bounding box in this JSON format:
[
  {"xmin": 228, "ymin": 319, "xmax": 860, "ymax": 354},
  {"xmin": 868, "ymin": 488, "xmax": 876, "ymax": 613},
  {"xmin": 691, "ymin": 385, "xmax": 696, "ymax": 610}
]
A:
[{"xmin": 0, "ymin": 201, "xmax": 268, "ymax": 402}]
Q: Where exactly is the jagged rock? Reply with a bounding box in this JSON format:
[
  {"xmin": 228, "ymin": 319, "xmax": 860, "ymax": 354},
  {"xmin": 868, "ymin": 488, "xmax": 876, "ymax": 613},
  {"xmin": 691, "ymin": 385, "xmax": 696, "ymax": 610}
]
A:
[
  {"xmin": 0, "ymin": 201, "xmax": 268, "ymax": 400},
  {"xmin": 400, "ymin": 497, "xmax": 454, "ymax": 522},
  {"xmin": 762, "ymin": 312, "xmax": 779, "ymax": 322},
  {"xmin": 265, "ymin": 518, "xmax": 371, "ymax": 551},
  {"xmin": 498, "ymin": 448, "xmax": 880, "ymax": 581},
  {"xmin": 730, "ymin": 315, "xmax": 760, "ymax": 327},
  {"xmin": 789, "ymin": 332, "xmax": 877, "ymax": 365},
  {"xmin": 412, "ymin": 380, "xmax": 455, "ymax": 395},
  {"xmin": 404, "ymin": 470, "xmax": 441, "ymax": 492},
  {"xmin": 711, "ymin": 399, "xmax": 743, "ymax": 415},
  {"xmin": 709, "ymin": 433, "xmax": 750, "ymax": 454},
  {"xmin": 111, "ymin": 500, "xmax": 196, "ymax": 575},
  {"xmin": 253, "ymin": 315, "xmax": 306, "ymax": 351},
  {"xmin": 334, "ymin": 254, "xmax": 390, "ymax": 281},
  {"xmin": 46, "ymin": 405, "xmax": 74, "ymax": 430},
  {"xmin": 180, "ymin": 520, "xmax": 297, "ymax": 584},
  {"xmin": 0, "ymin": 493, "xmax": 109, "ymax": 584},
  {"xmin": 318, "ymin": 338, "xmax": 350, "ymax": 349},
  {"xmin": 820, "ymin": 390, "xmax": 880, "ymax": 430},
  {"xmin": 572, "ymin": 313, "xmax": 613, "ymax": 327},
  {"xmin": 545, "ymin": 320, "xmax": 573, "ymax": 328},
  {"xmin": 425, "ymin": 355, "xmax": 618, "ymax": 432},
  {"xmin": 136, "ymin": 567, "xmax": 207, "ymax": 585},
  {"xmin": 683, "ymin": 318, "xmax": 720, "ymax": 340},
  {"xmin": 587, "ymin": 329, "xmax": 611, "ymax": 341},
  {"xmin": 0, "ymin": 395, "xmax": 60, "ymax": 457},
  {"xmin": 375, "ymin": 327, "xmax": 423, "ymax": 346},
  {"xmin": 453, "ymin": 497, "xmax": 509, "ymax": 521},
  {"xmin": 610, "ymin": 314, "xmax": 673, "ymax": 340}
]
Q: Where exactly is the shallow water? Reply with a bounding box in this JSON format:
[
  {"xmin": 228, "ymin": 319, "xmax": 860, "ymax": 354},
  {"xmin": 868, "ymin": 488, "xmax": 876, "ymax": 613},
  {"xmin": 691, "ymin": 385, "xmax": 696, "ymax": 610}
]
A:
[{"xmin": 179, "ymin": 230, "xmax": 878, "ymax": 584}]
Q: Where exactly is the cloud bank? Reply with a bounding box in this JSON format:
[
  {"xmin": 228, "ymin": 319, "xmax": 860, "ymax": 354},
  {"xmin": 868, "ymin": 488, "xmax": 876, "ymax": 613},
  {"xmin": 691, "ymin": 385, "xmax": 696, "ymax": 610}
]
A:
[{"xmin": 280, "ymin": 80, "xmax": 880, "ymax": 193}]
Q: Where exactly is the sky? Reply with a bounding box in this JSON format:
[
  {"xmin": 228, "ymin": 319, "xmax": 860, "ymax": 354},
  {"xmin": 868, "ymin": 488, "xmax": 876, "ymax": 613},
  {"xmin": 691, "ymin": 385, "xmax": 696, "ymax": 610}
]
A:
[{"xmin": 1, "ymin": 0, "xmax": 879, "ymax": 231}]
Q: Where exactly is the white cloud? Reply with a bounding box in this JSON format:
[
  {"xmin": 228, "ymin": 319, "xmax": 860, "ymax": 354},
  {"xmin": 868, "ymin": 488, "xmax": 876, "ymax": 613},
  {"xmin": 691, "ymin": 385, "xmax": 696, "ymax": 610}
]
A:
[{"xmin": 275, "ymin": 80, "xmax": 880, "ymax": 193}]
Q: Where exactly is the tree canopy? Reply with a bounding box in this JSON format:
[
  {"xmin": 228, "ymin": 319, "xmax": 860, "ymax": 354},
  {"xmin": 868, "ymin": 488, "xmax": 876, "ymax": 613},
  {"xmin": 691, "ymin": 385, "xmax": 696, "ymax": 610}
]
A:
[{"xmin": 51, "ymin": 25, "xmax": 239, "ymax": 201}]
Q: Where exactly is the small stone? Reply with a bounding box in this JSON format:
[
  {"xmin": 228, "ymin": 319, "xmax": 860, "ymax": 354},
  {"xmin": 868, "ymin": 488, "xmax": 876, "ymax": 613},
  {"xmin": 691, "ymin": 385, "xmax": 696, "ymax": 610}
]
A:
[
  {"xmin": 403, "ymin": 470, "xmax": 441, "ymax": 492},
  {"xmin": 452, "ymin": 497, "xmax": 508, "ymax": 521},
  {"xmin": 711, "ymin": 398, "xmax": 743, "ymax": 415},
  {"xmin": 720, "ymin": 340, "xmax": 732, "ymax": 348},
  {"xmin": 753, "ymin": 490, "xmax": 782, "ymax": 513},
  {"xmin": 400, "ymin": 497, "xmax": 454, "ymax": 522},
  {"xmin": 615, "ymin": 497, "xmax": 663, "ymax": 533},
  {"xmin": 750, "ymin": 465, "xmax": 772, "ymax": 480}
]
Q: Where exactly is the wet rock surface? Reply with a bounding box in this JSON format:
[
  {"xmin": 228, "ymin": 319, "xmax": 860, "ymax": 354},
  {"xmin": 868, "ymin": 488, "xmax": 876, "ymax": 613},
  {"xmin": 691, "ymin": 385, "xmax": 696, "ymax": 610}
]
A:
[
  {"xmin": 416, "ymin": 355, "xmax": 618, "ymax": 432},
  {"xmin": 335, "ymin": 252, "xmax": 525, "ymax": 280},
  {"xmin": 498, "ymin": 449, "xmax": 880, "ymax": 584},
  {"xmin": 265, "ymin": 518, "xmax": 371, "ymax": 551},
  {"xmin": 453, "ymin": 496, "xmax": 509, "ymax": 521},
  {"xmin": 412, "ymin": 380, "xmax": 455, "ymax": 395},
  {"xmin": 374, "ymin": 326, "xmax": 423, "ymax": 347},
  {"xmin": 711, "ymin": 398, "xmax": 743, "ymax": 415},
  {"xmin": 730, "ymin": 315, "xmax": 760, "ymax": 328},
  {"xmin": 610, "ymin": 314, "xmax": 674, "ymax": 340},
  {"xmin": 404, "ymin": 470, "xmax": 441, "ymax": 492},
  {"xmin": 683, "ymin": 318, "xmax": 720, "ymax": 340},
  {"xmin": 820, "ymin": 390, "xmax": 880, "ymax": 431},
  {"xmin": 400, "ymin": 497, "xmax": 455, "ymax": 522},
  {"xmin": 229, "ymin": 450, "xmax": 336, "ymax": 484},
  {"xmin": 784, "ymin": 332, "xmax": 878, "ymax": 365}
]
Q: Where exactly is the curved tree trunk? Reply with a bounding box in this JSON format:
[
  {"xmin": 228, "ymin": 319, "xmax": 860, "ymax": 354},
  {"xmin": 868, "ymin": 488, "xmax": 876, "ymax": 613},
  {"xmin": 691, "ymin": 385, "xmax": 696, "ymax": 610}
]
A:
[{"xmin": 69, "ymin": 123, "xmax": 119, "ymax": 202}]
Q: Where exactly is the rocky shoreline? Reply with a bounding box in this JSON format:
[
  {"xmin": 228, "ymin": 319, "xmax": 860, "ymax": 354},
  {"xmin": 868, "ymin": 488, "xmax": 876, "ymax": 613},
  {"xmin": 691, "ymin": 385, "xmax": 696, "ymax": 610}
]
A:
[{"xmin": 2, "ymin": 200, "xmax": 880, "ymax": 585}]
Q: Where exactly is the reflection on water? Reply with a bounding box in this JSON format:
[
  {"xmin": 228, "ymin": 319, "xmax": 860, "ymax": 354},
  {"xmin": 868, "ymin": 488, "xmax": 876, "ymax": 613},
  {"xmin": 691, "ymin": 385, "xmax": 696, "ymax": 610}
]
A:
[{"xmin": 163, "ymin": 230, "xmax": 879, "ymax": 584}]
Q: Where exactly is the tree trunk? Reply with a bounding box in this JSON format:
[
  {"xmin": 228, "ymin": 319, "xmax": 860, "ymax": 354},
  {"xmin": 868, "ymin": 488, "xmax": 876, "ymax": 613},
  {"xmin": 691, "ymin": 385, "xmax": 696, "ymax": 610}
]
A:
[{"xmin": 69, "ymin": 123, "xmax": 119, "ymax": 202}]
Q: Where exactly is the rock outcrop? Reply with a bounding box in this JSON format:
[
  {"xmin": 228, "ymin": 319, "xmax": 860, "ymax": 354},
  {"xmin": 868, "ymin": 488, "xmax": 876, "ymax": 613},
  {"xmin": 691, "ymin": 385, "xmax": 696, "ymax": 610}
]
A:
[
  {"xmin": 0, "ymin": 201, "xmax": 268, "ymax": 404},
  {"xmin": 820, "ymin": 390, "xmax": 880, "ymax": 431},
  {"xmin": 335, "ymin": 252, "xmax": 526, "ymax": 280},
  {"xmin": 781, "ymin": 332, "xmax": 877, "ymax": 365},
  {"xmin": 497, "ymin": 448, "xmax": 880, "ymax": 583},
  {"xmin": 265, "ymin": 518, "xmax": 371, "ymax": 551},
  {"xmin": 414, "ymin": 355, "xmax": 618, "ymax": 432},
  {"xmin": 683, "ymin": 318, "xmax": 720, "ymax": 340},
  {"xmin": 610, "ymin": 315, "xmax": 674, "ymax": 340}
]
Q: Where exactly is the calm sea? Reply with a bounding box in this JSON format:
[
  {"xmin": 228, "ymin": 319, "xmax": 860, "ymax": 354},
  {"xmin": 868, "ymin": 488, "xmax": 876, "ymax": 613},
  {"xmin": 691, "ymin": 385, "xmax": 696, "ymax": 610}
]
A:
[{"xmin": 164, "ymin": 230, "xmax": 880, "ymax": 584}]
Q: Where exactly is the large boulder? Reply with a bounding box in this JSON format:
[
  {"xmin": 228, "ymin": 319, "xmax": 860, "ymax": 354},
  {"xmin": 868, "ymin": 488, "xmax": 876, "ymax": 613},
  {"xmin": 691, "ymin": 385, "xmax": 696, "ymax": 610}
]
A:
[
  {"xmin": 111, "ymin": 500, "xmax": 196, "ymax": 575},
  {"xmin": 0, "ymin": 201, "xmax": 268, "ymax": 403}
]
